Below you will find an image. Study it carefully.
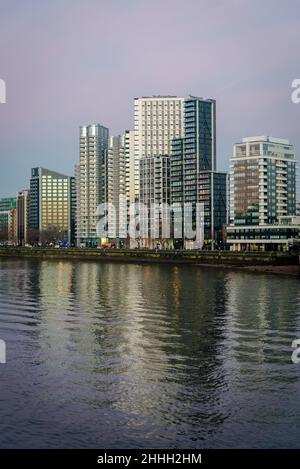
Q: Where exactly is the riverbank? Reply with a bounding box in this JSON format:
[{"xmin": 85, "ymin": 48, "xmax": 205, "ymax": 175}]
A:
[{"xmin": 0, "ymin": 247, "xmax": 299, "ymax": 276}]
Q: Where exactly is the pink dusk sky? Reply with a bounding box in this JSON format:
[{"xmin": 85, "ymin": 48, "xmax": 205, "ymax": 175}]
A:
[{"xmin": 0, "ymin": 0, "xmax": 300, "ymax": 196}]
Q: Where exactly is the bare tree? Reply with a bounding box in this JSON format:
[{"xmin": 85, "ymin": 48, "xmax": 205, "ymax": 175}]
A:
[
  {"xmin": 27, "ymin": 228, "xmax": 40, "ymax": 245},
  {"xmin": 40, "ymin": 227, "xmax": 66, "ymax": 245},
  {"xmin": 0, "ymin": 227, "xmax": 8, "ymax": 243}
]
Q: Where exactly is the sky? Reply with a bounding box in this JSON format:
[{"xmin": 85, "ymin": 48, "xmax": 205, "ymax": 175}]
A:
[{"xmin": 0, "ymin": 0, "xmax": 300, "ymax": 197}]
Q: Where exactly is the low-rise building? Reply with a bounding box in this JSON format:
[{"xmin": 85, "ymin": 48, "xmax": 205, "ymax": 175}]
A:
[
  {"xmin": 227, "ymin": 216, "xmax": 300, "ymax": 251},
  {"xmin": 0, "ymin": 197, "xmax": 17, "ymax": 244}
]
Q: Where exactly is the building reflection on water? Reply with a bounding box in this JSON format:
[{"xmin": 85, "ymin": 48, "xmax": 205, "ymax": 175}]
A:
[{"xmin": 0, "ymin": 258, "xmax": 300, "ymax": 448}]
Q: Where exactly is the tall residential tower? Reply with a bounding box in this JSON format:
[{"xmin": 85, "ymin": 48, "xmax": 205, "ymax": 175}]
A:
[
  {"xmin": 103, "ymin": 135, "xmax": 127, "ymax": 244},
  {"xmin": 29, "ymin": 167, "xmax": 75, "ymax": 244},
  {"xmin": 170, "ymin": 96, "xmax": 227, "ymax": 248},
  {"xmin": 227, "ymin": 136, "xmax": 298, "ymax": 250},
  {"xmin": 76, "ymin": 124, "xmax": 109, "ymax": 246},
  {"xmin": 16, "ymin": 189, "xmax": 30, "ymax": 246},
  {"xmin": 134, "ymin": 95, "xmax": 184, "ymax": 246}
]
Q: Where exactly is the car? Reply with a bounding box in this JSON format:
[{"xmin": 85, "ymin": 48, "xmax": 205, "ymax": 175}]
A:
[{"xmin": 101, "ymin": 243, "xmax": 116, "ymax": 249}]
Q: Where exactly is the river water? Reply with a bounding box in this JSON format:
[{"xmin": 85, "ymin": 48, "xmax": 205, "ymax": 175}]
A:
[{"xmin": 0, "ymin": 258, "xmax": 299, "ymax": 448}]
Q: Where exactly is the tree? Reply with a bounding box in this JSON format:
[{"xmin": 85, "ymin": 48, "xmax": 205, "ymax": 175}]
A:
[
  {"xmin": 40, "ymin": 226, "xmax": 66, "ymax": 245},
  {"xmin": 0, "ymin": 227, "xmax": 8, "ymax": 243},
  {"xmin": 27, "ymin": 228, "xmax": 40, "ymax": 245}
]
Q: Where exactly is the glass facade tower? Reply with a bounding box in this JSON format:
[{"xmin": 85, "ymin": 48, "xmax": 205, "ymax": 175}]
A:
[
  {"xmin": 171, "ymin": 97, "xmax": 226, "ymax": 247},
  {"xmin": 29, "ymin": 167, "xmax": 75, "ymax": 244}
]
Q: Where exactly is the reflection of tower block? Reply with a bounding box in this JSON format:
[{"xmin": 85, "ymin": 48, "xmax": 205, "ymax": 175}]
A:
[
  {"xmin": 196, "ymin": 202, "xmax": 205, "ymax": 249},
  {"xmin": 0, "ymin": 79, "xmax": 6, "ymax": 104}
]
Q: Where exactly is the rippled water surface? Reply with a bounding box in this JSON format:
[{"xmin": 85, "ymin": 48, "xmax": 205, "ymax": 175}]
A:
[{"xmin": 0, "ymin": 258, "xmax": 300, "ymax": 448}]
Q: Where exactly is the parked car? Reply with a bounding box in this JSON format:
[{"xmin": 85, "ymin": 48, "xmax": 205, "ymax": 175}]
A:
[{"xmin": 101, "ymin": 243, "xmax": 116, "ymax": 249}]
